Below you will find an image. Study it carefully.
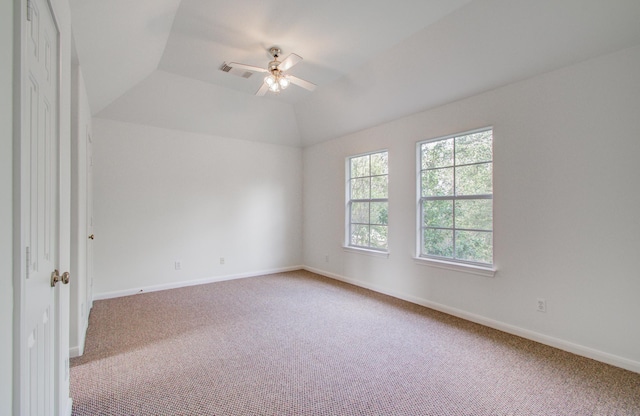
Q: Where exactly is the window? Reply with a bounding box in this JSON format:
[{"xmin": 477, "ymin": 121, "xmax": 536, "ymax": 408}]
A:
[
  {"xmin": 347, "ymin": 150, "xmax": 388, "ymax": 251},
  {"xmin": 418, "ymin": 128, "xmax": 493, "ymax": 266}
]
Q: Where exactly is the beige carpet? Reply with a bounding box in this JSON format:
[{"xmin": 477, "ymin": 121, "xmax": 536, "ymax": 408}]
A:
[{"xmin": 71, "ymin": 270, "xmax": 640, "ymax": 415}]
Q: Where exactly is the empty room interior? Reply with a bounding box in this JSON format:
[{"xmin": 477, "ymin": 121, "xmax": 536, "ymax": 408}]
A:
[{"xmin": 4, "ymin": 0, "xmax": 640, "ymax": 414}]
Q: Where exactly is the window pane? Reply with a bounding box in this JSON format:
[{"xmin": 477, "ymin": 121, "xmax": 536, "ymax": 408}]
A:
[
  {"xmin": 350, "ymin": 178, "xmax": 370, "ymax": 199},
  {"xmin": 422, "ymin": 139, "xmax": 453, "ymax": 169},
  {"xmin": 370, "ymin": 152, "xmax": 388, "ymax": 175},
  {"xmin": 423, "ymin": 200, "xmax": 453, "ymax": 228},
  {"xmin": 423, "ymin": 228, "xmax": 453, "ymax": 258},
  {"xmin": 370, "ymin": 202, "xmax": 388, "ymax": 225},
  {"xmin": 371, "ymin": 175, "xmax": 388, "ymax": 199},
  {"xmin": 370, "ymin": 225, "xmax": 388, "ymax": 249},
  {"xmin": 351, "ymin": 202, "xmax": 369, "ymax": 224},
  {"xmin": 455, "ymin": 230, "xmax": 493, "ymax": 264},
  {"xmin": 351, "ymin": 224, "xmax": 370, "ymax": 247},
  {"xmin": 418, "ymin": 129, "xmax": 493, "ymax": 265},
  {"xmin": 348, "ymin": 150, "xmax": 388, "ymax": 251},
  {"xmin": 350, "ymin": 155, "xmax": 369, "ymax": 178},
  {"xmin": 455, "ymin": 130, "xmax": 492, "ymax": 165},
  {"xmin": 422, "ymin": 167, "xmax": 454, "ymax": 197},
  {"xmin": 455, "ymin": 199, "xmax": 492, "ymax": 231},
  {"xmin": 455, "ymin": 163, "xmax": 492, "ymax": 195}
]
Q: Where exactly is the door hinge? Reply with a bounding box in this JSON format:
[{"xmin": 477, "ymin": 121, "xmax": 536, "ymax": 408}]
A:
[
  {"xmin": 27, "ymin": 0, "xmax": 33, "ymax": 21},
  {"xmin": 25, "ymin": 246, "xmax": 30, "ymax": 279}
]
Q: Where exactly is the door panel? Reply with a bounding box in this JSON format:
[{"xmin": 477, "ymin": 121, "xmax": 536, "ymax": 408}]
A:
[{"xmin": 23, "ymin": 0, "xmax": 59, "ymax": 413}]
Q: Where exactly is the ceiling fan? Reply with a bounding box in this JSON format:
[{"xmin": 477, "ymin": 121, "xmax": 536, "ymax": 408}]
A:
[{"xmin": 222, "ymin": 47, "xmax": 317, "ymax": 96}]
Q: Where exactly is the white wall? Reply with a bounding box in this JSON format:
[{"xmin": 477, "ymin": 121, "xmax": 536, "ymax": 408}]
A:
[
  {"xmin": 303, "ymin": 45, "xmax": 640, "ymax": 372},
  {"xmin": 70, "ymin": 65, "xmax": 92, "ymax": 356},
  {"xmin": 92, "ymin": 119, "xmax": 303, "ymax": 297},
  {"xmin": 1, "ymin": 0, "xmax": 14, "ymax": 412}
]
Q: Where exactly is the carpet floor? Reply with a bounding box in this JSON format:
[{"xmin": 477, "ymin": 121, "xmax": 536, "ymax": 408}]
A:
[{"xmin": 71, "ymin": 270, "xmax": 640, "ymax": 415}]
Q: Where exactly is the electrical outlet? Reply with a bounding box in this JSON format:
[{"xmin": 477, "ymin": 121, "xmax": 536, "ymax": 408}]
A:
[
  {"xmin": 220, "ymin": 257, "xmax": 225, "ymax": 265},
  {"xmin": 536, "ymin": 298, "xmax": 547, "ymax": 313},
  {"xmin": 174, "ymin": 261, "xmax": 182, "ymax": 270}
]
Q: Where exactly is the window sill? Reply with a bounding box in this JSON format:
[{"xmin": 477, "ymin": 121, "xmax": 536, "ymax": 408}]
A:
[
  {"xmin": 413, "ymin": 256, "xmax": 496, "ymax": 277},
  {"xmin": 343, "ymin": 246, "xmax": 390, "ymax": 258}
]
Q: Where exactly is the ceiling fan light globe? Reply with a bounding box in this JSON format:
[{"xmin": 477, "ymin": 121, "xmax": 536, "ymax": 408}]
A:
[
  {"xmin": 269, "ymin": 82, "xmax": 280, "ymax": 92},
  {"xmin": 265, "ymin": 75, "xmax": 276, "ymax": 86},
  {"xmin": 279, "ymin": 76, "xmax": 290, "ymax": 89}
]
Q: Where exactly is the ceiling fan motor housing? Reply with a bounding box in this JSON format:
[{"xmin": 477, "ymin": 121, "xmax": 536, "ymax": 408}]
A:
[{"xmin": 268, "ymin": 60, "xmax": 280, "ymax": 72}]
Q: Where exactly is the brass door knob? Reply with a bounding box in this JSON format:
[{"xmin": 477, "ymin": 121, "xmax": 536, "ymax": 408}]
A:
[
  {"xmin": 51, "ymin": 270, "xmax": 71, "ymax": 287},
  {"xmin": 88, "ymin": 234, "xmax": 94, "ymax": 240},
  {"xmin": 51, "ymin": 269, "xmax": 60, "ymax": 287}
]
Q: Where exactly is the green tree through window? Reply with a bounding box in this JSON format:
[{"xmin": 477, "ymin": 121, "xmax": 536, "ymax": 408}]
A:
[
  {"xmin": 347, "ymin": 151, "xmax": 388, "ymax": 250},
  {"xmin": 419, "ymin": 129, "xmax": 493, "ymax": 265}
]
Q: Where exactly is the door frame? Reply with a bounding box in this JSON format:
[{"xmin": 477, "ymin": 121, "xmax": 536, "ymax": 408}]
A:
[
  {"xmin": 12, "ymin": 0, "xmax": 72, "ymax": 414},
  {"xmin": 69, "ymin": 72, "xmax": 92, "ymax": 358},
  {"xmin": 85, "ymin": 131, "xmax": 93, "ymax": 315}
]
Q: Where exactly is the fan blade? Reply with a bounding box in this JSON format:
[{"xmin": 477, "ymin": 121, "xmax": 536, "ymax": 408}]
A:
[
  {"xmin": 255, "ymin": 82, "xmax": 269, "ymax": 96},
  {"xmin": 228, "ymin": 62, "xmax": 268, "ymax": 73},
  {"xmin": 277, "ymin": 54, "xmax": 302, "ymax": 72},
  {"xmin": 289, "ymin": 75, "xmax": 317, "ymax": 91}
]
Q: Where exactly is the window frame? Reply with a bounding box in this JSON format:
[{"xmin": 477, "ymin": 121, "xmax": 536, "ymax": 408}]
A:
[
  {"xmin": 416, "ymin": 127, "xmax": 494, "ymax": 271},
  {"xmin": 345, "ymin": 149, "xmax": 389, "ymax": 253}
]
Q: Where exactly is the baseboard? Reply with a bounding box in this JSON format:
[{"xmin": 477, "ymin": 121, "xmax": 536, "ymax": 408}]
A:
[
  {"xmin": 92, "ymin": 265, "xmax": 304, "ymax": 301},
  {"xmin": 69, "ymin": 315, "xmax": 88, "ymax": 358},
  {"xmin": 64, "ymin": 398, "xmax": 73, "ymax": 416},
  {"xmin": 69, "ymin": 346, "xmax": 82, "ymax": 358},
  {"xmin": 303, "ymin": 265, "xmax": 640, "ymax": 374}
]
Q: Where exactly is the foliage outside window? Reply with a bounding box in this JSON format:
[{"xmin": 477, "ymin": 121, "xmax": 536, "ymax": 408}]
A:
[
  {"xmin": 347, "ymin": 151, "xmax": 388, "ymax": 251},
  {"xmin": 419, "ymin": 128, "xmax": 493, "ymax": 265}
]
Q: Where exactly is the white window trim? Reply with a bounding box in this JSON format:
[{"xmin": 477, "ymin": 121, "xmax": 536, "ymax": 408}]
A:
[
  {"xmin": 416, "ymin": 126, "xmax": 494, "ymax": 268},
  {"xmin": 343, "ymin": 245, "xmax": 391, "ymax": 258},
  {"xmin": 413, "ymin": 256, "xmax": 496, "ymax": 277}
]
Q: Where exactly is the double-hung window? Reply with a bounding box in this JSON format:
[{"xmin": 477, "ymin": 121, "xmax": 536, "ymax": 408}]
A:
[
  {"xmin": 418, "ymin": 128, "xmax": 493, "ymax": 266},
  {"xmin": 347, "ymin": 151, "xmax": 389, "ymax": 251}
]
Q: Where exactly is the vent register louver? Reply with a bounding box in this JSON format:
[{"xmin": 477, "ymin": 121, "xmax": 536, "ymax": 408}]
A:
[{"xmin": 220, "ymin": 63, "xmax": 253, "ymax": 79}]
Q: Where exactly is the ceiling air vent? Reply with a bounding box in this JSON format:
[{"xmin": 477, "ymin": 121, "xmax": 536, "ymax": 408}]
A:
[{"xmin": 220, "ymin": 63, "xmax": 253, "ymax": 79}]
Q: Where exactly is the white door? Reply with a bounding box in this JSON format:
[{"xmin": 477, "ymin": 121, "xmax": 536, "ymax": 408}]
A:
[{"xmin": 20, "ymin": 0, "xmax": 66, "ymax": 413}]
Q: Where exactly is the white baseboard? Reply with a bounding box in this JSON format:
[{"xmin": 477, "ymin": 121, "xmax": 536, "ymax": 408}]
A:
[
  {"xmin": 69, "ymin": 346, "xmax": 82, "ymax": 358},
  {"xmin": 303, "ymin": 266, "xmax": 640, "ymax": 374},
  {"xmin": 64, "ymin": 398, "xmax": 73, "ymax": 416},
  {"xmin": 69, "ymin": 315, "xmax": 88, "ymax": 358},
  {"xmin": 92, "ymin": 265, "xmax": 304, "ymax": 301}
]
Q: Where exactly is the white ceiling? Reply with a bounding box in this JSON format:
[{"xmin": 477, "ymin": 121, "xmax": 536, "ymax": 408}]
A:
[{"xmin": 70, "ymin": 0, "xmax": 640, "ymax": 147}]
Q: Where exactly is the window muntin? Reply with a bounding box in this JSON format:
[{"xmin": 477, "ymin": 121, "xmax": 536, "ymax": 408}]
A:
[
  {"xmin": 347, "ymin": 151, "xmax": 388, "ymax": 251},
  {"xmin": 419, "ymin": 128, "xmax": 493, "ymax": 265}
]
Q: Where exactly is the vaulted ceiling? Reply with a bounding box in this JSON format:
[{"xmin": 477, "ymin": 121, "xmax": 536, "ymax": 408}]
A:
[{"xmin": 70, "ymin": 0, "xmax": 640, "ymax": 147}]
